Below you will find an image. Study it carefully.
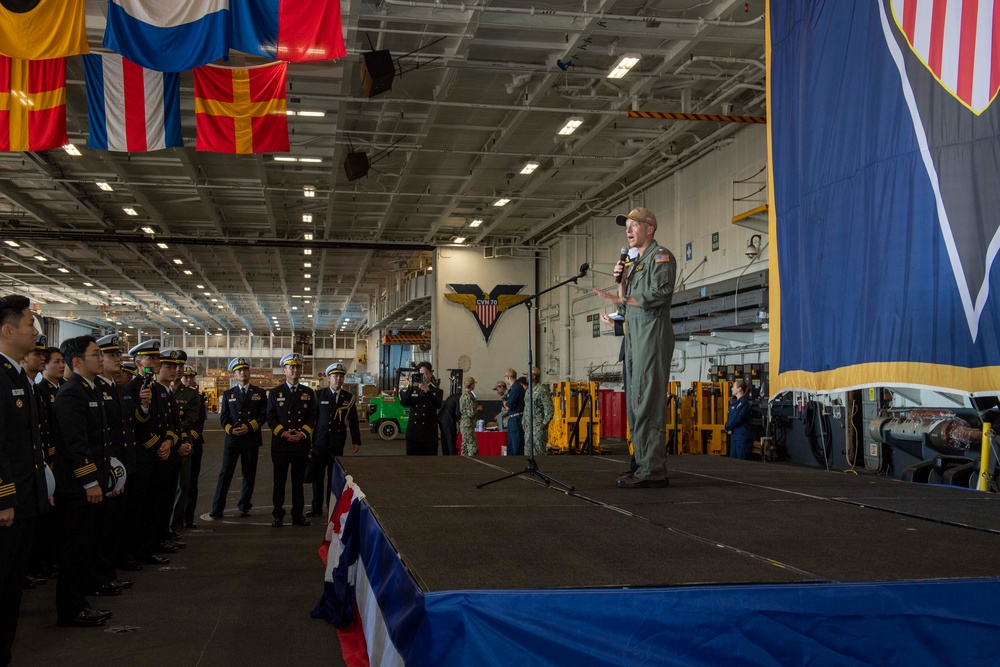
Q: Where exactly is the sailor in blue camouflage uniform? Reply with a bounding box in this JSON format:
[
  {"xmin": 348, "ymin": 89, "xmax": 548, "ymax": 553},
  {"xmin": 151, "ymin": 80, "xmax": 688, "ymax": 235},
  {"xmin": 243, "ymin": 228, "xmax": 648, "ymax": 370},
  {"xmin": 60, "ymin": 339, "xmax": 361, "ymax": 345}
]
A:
[
  {"xmin": 308, "ymin": 362, "xmax": 361, "ymax": 517},
  {"xmin": 212, "ymin": 357, "xmax": 267, "ymax": 519},
  {"xmin": 266, "ymin": 353, "xmax": 316, "ymax": 527},
  {"xmin": 0, "ymin": 295, "xmax": 49, "ymax": 664}
]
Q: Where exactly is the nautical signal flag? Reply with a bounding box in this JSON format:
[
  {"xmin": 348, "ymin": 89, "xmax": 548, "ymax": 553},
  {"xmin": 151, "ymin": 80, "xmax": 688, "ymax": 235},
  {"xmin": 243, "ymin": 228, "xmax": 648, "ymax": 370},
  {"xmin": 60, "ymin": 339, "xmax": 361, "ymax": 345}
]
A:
[
  {"xmin": 0, "ymin": 0, "xmax": 89, "ymax": 60},
  {"xmin": 231, "ymin": 0, "xmax": 347, "ymax": 62},
  {"xmin": 83, "ymin": 54, "xmax": 183, "ymax": 153},
  {"xmin": 194, "ymin": 62, "xmax": 289, "ymax": 155},
  {"xmin": 104, "ymin": 0, "xmax": 230, "ymax": 72},
  {"xmin": 0, "ymin": 56, "xmax": 67, "ymax": 152}
]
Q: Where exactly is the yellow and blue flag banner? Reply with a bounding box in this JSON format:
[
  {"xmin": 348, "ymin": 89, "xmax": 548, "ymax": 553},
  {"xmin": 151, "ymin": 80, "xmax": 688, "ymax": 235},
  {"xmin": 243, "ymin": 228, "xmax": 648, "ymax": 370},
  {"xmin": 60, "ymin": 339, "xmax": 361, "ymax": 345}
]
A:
[
  {"xmin": 769, "ymin": 0, "xmax": 1000, "ymax": 396},
  {"xmin": 0, "ymin": 0, "xmax": 89, "ymax": 60}
]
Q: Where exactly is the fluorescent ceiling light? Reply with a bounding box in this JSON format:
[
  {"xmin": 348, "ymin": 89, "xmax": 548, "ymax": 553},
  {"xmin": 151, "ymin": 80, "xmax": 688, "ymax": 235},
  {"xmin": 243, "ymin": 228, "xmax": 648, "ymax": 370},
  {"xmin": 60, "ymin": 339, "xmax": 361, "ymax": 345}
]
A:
[
  {"xmin": 304, "ymin": 248, "xmax": 312, "ymax": 255},
  {"xmin": 96, "ymin": 181, "xmax": 113, "ymax": 192},
  {"xmin": 125, "ymin": 208, "xmax": 139, "ymax": 216},
  {"xmin": 469, "ymin": 218, "xmax": 483, "ymax": 228},
  {"xmin": 302, "ymin": 214, "xmax": 313, "ymax": 223},
  {"xmin": 453, "ymin": 236, "xmax": 466, "ymax": 244},
  {"xmin": 4, "ymin": 240, "xmax": 19, "ymax": 247},
  {"xmin": 273, "ymin": 156, "xmax": 297, "ymax": 162},
  {"xmin": 286, "ymin": 110, "xmax": 325, "ymax": 117},
  {"xmin": 210, "ymin": 298, "xmax": 218, "ymax": 302},
  {"xmin": 183, "ymin": 269, "xmax": 192, "ymax": 275},
  {"xmin": 63, "ymin": 143, "xmax": 81, "ymax": 156},
  {"xmin": 308, "ymin": 314, "xmax": 313, "ymax": 318},
  {"xmin": 303, "ymin": 186, "xmax": 316, "ymax": 197},
  {"xmin": 57, "ymin": 267, "xmax": 69, "ymax": 273},
  {"xmin": 303, "ymin": 273, "xmax": 311, "ymax": 279},
  {"xmin": 607, "ymin": 54, "xmax": 640, "ymax": 79},
  {"xmin": 157, "ymin": 242, "xmax": 168, "ymax": 249},
  {"xmin": 83, "ymin": 282, "xmax": 93, "ymax": 287},
  {"xmin": 304, "ymin": 233, "xmax": 314, "ymax": 241},
  {"xmin": 557, "ymin": 116, "xmax": 584, "ymax": 136},
  {"xmin": 492, "ymin": 198, "xmax": 510, "ymax": 207},
  {"xmin": 405, "ymin": 317, "xmax": 413, "ymax": 322},
  {"xmin": 298, "ymin": 157, "xmax": 322, "ymax": 163},
  {"xmin": 172, "ymin": 258, "xmax": 183, "ymax": 265},
  {"xmin": 303, "ymin": 286, "xmax": 311, "ymax": 291},
  {"xmin": 140, "ymin": 226, "xmax": 155, "ymax": 234},
  {"xmin": 196, "ymin": 284, "xmax": 205, "ymax": 289},
  {"xmin": 33, "ymin": 255, "xmax": 47, "ymax": 262},
  {"xmin": 303, "ymin": 262, "xmax": 311, "ymax": 268},
  {"xmin": 292, "ymin": 306, "xmax": 298, "ymax": 310},
  {"xmin": 520, "ymin": 161, "xmax": 540, "ymax": 175}
]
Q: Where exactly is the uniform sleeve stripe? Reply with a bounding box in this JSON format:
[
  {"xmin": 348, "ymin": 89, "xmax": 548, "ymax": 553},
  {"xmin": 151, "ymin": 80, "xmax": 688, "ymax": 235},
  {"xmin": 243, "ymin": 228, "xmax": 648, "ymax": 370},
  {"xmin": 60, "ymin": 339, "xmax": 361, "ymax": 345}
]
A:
[
  {"xmin": 224, "ymin": 424, "xmax": 233, "ymax": 434},
  {"xmin": 273, "ymin": 424, "xmax": 284, "ymax": 436},
  {"xmin": 0, "ymin": 483, "xmax": 16, "ymax": 496},
  {"xmin": 301, "ymin": 424, "xmax": 313, "ymax": 435},
  {"xmin": 249, "ymin": 419, "xmax": 259, "ymax": 431},
  {"xmin": 74, "ymin": 463, "xmax": 98, "ymax": 477},
  {"xmin": 143, "ymin": 434, "xmax": 159, "ymax": 449}
]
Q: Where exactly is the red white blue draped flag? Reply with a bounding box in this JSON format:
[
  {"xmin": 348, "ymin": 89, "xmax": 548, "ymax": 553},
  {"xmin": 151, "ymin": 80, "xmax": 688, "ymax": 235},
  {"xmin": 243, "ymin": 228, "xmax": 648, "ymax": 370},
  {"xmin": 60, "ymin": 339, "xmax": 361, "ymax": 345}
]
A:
[
  {"xmin": 313, "ymin": 466, "xmax": 365, "ymax": 628},
  {"xmin": 103, "ymin": 0, "xmax": 230, "ymax": 72},
  {"xmin": 230, "ymin": 0, "xmax": 347, "ymax": 62},
  {"xmin": 83, "ymin": 53, "xmax": 182, "ymax": 152},
  {"xmin": 769, "ymin": 0, "xmax": 1000, "ymax": 395}
]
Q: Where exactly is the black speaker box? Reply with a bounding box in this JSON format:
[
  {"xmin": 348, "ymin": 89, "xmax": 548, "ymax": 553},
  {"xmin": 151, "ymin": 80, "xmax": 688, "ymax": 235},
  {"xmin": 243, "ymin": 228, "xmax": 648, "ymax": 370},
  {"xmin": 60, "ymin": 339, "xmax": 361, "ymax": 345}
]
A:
[
  {"xmin": 344, "ymin": 151, "xmax": 370, "ymax": 181},
  {"xmin": 360, "ymin": 50, "xmax": 394, "ymax": 98}
]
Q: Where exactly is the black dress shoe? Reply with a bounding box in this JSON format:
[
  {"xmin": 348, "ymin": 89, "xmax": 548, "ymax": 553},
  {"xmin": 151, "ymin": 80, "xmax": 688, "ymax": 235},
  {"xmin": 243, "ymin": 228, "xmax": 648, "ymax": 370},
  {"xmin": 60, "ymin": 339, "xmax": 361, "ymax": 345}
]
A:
[
  {"xmin": 108, "ymin": 579, "xmax": 133, "ymax": 590},
  {"xmin": 144, "ymin": 555, "xmax": 170, "ymax": 565},
  {"xmin": 166, "ymin": 539, "xmax": 187, "ymax": 549},
  {"xmin": 615, "ymin": 474, "xmax": 669, "ymax": 489},
  {"xmin": 240, "ymin": 510, "xmax": 251, "ymax": 517},
  {"xmin": 155, "ymin": 543, "xmax": 179, "ymax": 554},
  {"xmin": 271, "ymin": 518, "xmax": 283, "ymax": 528},
  {"xmin": 305, "ymin": 509, "xmax": 321, "ymax": 518},
  {"xmin": 118, "ymin": 560, "xmax": 143, "ymax": 572},
  {"xmin": 292, "ymin": 518, "xmax": 312, "ymax": 527},
  {"xmin": 91, "ymin": 584, "xmax": 122, "ymax": 597},
  {"xmin": 58, "ymin": 609, "xmax": 108, "ymax": 628},
  {"xmin": 23, "ymin": 575, "xmax": 46, "ymax": 589},
  {"xmin": 209, "ymin": 512, "xmax": 223, "ymax": 519},
  {"xmin": 90, "ymin": 608, "xmax": 113, "ymax": 620},
  {"xmin": 168, "ymin": 530, "xmax": 181, "ymax": 539},
  {"xmin": 184, "ymin": 521, "xmax": 197, "ymax": 529}
]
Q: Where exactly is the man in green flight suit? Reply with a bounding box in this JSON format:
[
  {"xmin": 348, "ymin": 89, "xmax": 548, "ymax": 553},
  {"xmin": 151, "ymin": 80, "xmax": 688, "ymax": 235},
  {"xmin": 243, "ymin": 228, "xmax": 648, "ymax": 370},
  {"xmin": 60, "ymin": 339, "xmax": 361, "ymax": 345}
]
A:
[{"xmin": 594, "ymin": 207, "xmax": 676, "ymax": 488}]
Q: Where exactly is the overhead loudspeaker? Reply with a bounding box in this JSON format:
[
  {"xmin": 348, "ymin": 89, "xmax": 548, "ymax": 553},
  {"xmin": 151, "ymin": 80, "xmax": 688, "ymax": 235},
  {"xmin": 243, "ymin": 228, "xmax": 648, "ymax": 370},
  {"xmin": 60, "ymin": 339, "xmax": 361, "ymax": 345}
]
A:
[
  {"xmin": 344, "ymin": 151, "xmax": 370, "ymax": 182},
  {"xmin": 360, "ymin": 50, "xmax": 394, "ymax": 98}
]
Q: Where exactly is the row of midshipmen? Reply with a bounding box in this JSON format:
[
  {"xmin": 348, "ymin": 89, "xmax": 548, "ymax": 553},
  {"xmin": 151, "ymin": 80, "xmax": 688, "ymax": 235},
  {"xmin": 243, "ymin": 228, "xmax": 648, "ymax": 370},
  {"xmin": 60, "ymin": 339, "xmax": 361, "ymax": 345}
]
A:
[{"xmin": 0, "ymin": 295, "xmax": 362, "ymax": 667}]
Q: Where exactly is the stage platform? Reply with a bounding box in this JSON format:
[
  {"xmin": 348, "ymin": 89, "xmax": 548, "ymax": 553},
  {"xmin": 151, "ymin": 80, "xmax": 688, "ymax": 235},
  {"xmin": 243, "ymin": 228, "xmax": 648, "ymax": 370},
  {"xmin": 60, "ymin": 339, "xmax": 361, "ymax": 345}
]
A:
[{"xmin": 317, "ymin": 454, "xmax": 1000, "ymax": 666}]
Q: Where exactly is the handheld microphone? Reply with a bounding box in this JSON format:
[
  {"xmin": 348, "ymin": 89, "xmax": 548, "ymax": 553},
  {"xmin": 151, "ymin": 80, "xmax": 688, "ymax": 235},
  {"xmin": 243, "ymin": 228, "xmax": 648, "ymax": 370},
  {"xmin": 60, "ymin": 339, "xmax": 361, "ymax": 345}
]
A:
[
  {"xmin": 615, "ymin": 247, "xmax": 628, "ymax": 284},
  {"xmin": 141, "ymin": 367, "xmax": 155, "ymax": 388},
  {"xmin": 578, "ymin": 262, "xmax": 589, "ymax": 277}
]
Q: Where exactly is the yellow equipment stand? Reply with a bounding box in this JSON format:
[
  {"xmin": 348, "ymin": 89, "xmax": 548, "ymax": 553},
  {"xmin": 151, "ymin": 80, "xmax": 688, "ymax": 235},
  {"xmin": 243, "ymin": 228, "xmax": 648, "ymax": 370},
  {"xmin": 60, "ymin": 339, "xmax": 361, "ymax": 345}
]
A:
[
  {"xmin": 673, "ymin": 381, "xmax": 731, "ymax": 455},
  {"xmin": 548, "ymin": 381, "xmax": 603, "ymax": 454}
]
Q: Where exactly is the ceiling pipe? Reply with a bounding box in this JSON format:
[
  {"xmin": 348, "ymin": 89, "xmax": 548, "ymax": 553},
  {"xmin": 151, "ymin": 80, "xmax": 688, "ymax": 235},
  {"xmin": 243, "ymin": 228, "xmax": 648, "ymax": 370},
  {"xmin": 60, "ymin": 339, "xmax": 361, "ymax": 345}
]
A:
[
  {"xmin": 674, "ymin": 55, "xmax": 765, "ymax": 76},
  {"xmin": 379, "ymin": 0, "xmax": 765, "ymax": 28}
]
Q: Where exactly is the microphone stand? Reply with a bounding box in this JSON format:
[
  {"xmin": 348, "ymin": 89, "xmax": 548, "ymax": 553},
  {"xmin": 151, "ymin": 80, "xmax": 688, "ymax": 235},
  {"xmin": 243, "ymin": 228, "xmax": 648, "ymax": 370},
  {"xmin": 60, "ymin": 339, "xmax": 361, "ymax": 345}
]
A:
[{"xmin": 477, "ymin": 263, "xmax": 590, "ymax": 492}]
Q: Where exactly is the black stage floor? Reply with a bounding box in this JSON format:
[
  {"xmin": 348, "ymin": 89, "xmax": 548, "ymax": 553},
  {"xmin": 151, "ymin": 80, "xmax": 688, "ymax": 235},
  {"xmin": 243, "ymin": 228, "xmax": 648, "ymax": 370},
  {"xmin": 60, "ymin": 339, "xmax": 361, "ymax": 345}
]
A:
[{"xmin": 342, "ymin": 454, "xmax": 1000, "ymax": 592}]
